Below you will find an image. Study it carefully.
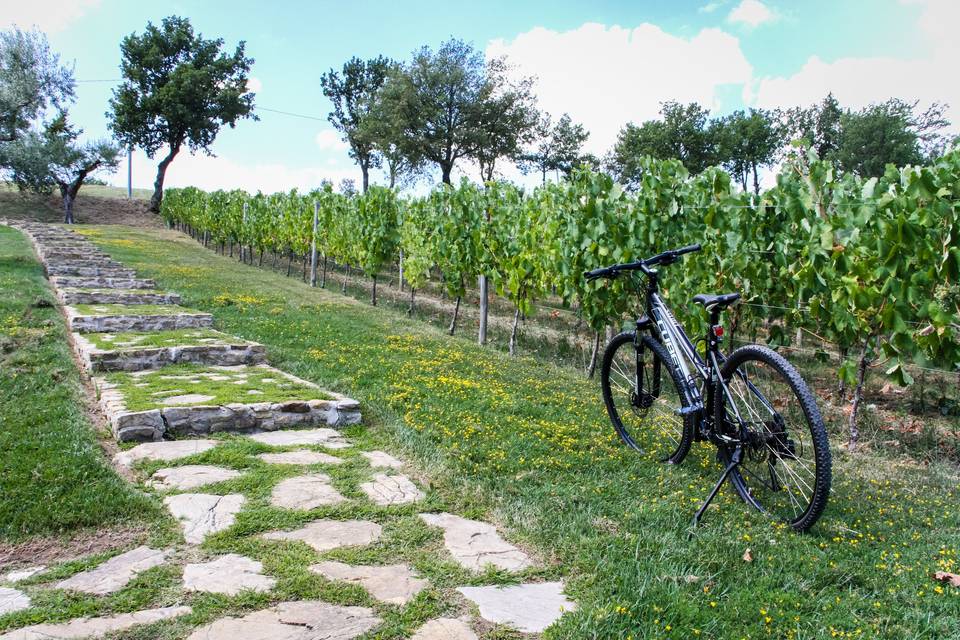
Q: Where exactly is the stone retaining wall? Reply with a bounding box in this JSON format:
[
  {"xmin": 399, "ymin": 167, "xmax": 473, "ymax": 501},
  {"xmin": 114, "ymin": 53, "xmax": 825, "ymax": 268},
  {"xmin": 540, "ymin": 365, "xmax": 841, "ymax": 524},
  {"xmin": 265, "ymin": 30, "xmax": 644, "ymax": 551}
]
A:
[
  {"xmin": 65, "ymin": 306, "xmax": 214, "ymax": 333},
  {"xmin": 52, "ymin": 275, "xmax": 157, "ymax": 289},
  {"xmin": 73, "ymin": 332, "xmax": 267, "ymax": 372},
  {"xmin": 57, "ymin": 288, "xmax": 183, "ymax": 305}
]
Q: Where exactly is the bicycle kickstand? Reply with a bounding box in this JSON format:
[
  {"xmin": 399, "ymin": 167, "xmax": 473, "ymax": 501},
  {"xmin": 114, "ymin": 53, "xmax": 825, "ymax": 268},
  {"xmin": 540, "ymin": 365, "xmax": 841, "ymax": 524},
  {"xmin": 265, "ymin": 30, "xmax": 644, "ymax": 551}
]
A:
[{"xmin": 689, "ymin": 446, "xmax": 743, "ymax": 533}]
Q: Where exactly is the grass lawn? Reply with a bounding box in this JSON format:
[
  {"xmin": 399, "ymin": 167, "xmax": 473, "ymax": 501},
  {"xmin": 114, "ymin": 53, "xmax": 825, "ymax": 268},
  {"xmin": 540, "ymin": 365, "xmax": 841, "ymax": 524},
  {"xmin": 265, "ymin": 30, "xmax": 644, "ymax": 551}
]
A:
[
  {"xmin": 58, "ymin": 223, "xmax": 960, "ymax": 639},
  {"xmin": 0, "ymin": 225, "xmax": 160, "ymax": 540}
]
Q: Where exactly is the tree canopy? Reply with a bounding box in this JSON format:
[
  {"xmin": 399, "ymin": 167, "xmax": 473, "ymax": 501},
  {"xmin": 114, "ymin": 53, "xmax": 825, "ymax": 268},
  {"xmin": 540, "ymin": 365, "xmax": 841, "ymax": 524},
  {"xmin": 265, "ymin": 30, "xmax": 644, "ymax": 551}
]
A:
[
  {"xmin": 0, "ymin": 27, "xmax": 74, "ymax": 144},
  {"xmin": 107, "ymin": 16, "xmax": 256, "ymax": 212}
]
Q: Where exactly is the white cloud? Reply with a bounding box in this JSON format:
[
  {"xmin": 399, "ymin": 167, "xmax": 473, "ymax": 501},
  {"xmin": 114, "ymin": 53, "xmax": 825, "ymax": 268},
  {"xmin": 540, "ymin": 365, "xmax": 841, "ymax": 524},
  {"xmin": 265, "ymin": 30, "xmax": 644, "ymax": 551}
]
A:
[
  {"xmin": 487, "ymin": 23, "xmax": 752, "ymax": 154},
  {"xmin": 315, "ymin": 129, "xmax": 349, "ymax": 152},
  {"xmin": 750, "ymin": 0, "xmax": 959, "ymax": 131},
  {"xmin": 246, "ymin": 76, "xmax": 263, "ymax": 94},
  {"xmin": 699, "ymin": 2, "xmax": 725, "ymax": 13},
  {"xmin": 727, "ymin": 0, "xmax": 776, "ymax": 27},
  {"xmin": 2, "ymin": 0, "xmax": 100, "ymax": 33}
]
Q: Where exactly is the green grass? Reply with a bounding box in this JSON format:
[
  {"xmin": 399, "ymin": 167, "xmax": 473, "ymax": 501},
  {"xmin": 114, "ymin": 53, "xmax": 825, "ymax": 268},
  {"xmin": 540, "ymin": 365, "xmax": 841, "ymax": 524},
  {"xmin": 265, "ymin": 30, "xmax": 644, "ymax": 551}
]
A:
[
  {"xmin": 70, "ymin": 303, "xmax": 204, "ymax": 316},
  {"xmin": 83, "ymin": 328, "xmax": 246, "ymax": 351},
  {"xmin": 104, "ymin": 364, "xmax": 331, "ymax": 411},
  {"xmin": 66, "ymin": 224, "xmax": 960, "ymax": 639},
  {"xmin": 0, "ymin": 225, "xmax": 161, "ymax": 540}
]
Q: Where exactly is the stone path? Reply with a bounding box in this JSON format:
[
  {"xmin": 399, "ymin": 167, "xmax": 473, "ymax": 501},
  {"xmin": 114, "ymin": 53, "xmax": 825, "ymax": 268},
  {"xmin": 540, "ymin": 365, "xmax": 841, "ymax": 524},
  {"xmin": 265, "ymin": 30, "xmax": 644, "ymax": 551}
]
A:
[
  {"xmin": 419, "ymin": 512, "xmax": 533, "ymax": 572},
  {"xmin": 183, "ymin": 554, "xmax": 275, "ymax": 595},
  {"xmin": 54, "ymin": 546, "xmax": 170, "ymax": 595},
  {"xmin": 309, "ymin": 561, "xmax": 428, "ymax": 605},
  {"xmin": 360, "ymin": 473, "xmax": 425, "ymax": 505},
  {"xmin": 164, "ymin": 493, "xmax": 246, "ymax": 544},
  {"xmin": 1, "ymin": 223, "xmax": 579, "ymax": 638},
  {"xmin": 185, "ymin": 601, "xmax": 380, "ymax": 640}
]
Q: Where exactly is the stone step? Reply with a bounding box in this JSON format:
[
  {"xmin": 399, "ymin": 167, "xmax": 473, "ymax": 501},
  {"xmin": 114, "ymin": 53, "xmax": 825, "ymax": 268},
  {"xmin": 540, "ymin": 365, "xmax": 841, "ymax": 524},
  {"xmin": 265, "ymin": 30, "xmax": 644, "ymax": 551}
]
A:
[
  {"xmin": 95, "ymin": 364, "xmax": 361, "ymax": 441},
  {"xmin": 73, "ymin": 329, "xmax": 266, "ymax": 372},
  {"xmin": 57, "ymin": 288, "xmax": 182, "ymax": 306},
  {"xmin": 52, "ymin": 275, "xmax": 156, "ymax": 289},
  {"xmin": 65, "ymin": 304, "xmax": 211, "ymax": 333},
  {"xmin": 47, "ymin": 265, "xmax": 137, "ymax": 277},
  {"xmin": 37, "ymin": 249, "xmax": 110, "ymax": 260}
]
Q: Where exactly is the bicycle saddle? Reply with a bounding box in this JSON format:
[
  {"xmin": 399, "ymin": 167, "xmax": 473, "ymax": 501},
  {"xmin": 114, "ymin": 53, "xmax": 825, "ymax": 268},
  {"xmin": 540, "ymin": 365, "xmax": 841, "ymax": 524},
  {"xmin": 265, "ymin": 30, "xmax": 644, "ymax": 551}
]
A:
[{"xmin": 692, "ymin": 292, "xmax": 740, "ymax": 311}]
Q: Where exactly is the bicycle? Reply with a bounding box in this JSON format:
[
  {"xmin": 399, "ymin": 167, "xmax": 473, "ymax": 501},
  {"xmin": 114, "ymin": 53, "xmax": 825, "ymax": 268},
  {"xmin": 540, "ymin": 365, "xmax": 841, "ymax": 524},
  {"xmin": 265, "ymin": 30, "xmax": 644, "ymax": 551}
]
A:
[{"xmin": 585, "ymin": 244, "xmax": 832, "ymax": 532}]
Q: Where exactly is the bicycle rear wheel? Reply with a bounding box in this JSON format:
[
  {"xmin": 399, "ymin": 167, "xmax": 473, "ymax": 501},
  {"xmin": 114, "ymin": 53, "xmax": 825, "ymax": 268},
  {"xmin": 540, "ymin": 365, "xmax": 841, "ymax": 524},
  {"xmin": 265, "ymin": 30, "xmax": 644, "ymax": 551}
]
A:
[
  {"xmin": 601, "ymin": 332, "xmax": 694, "ymax": 463},
  {"xmin": 716, "ymin": 345, "xmax": 831, "ymax": 532}
]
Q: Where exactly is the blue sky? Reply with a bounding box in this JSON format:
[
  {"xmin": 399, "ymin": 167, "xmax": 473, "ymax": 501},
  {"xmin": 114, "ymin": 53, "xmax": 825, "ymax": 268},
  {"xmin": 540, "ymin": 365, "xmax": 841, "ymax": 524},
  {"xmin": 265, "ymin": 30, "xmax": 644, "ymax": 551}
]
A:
[{"xmin": 4, "ymin": 0, "xmax": 956, "ymax": 192}]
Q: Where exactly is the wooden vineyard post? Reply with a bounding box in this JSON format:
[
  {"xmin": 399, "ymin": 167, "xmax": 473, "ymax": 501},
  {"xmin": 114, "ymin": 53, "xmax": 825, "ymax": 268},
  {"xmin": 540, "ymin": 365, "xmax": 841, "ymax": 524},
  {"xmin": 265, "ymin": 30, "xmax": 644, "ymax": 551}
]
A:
[{"xmin": 310, "ymin": 200, "xmax": 319, "ymax": 287}]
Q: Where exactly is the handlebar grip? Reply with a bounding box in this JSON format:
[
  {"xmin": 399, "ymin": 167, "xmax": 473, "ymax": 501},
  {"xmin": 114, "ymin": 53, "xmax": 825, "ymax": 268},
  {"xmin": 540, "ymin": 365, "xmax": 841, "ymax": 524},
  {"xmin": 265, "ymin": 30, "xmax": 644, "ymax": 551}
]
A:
[
  {"xmin": 584, "ymin": 268, "xmax": 608, "ymax": 281},
  {"xmin": 675, "ymin": 243, "xmax": 701, "ymax": 256}
]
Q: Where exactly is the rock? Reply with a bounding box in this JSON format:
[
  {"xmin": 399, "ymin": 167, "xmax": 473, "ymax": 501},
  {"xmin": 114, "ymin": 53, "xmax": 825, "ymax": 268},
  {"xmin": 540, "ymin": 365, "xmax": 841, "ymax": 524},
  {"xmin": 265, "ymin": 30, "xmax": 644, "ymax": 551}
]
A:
[
  {"xmin": 183, "ymin": 554, "xmax": 275, "ymax": 595},
  {"xmin": 0, "ymin": 587, "xmax": 30, "ymax": 615},
  {"xmin": 55, "ymin": 546, "xmax": 170, "ymax": 595},
  {"xmin": 149, "ymin": 465, "xmax": 241, "ymax": 491},
  {"xmin": 3, "ymin": 567, "xmax": 44, "ymax": 583},
  {"xmin": 270, "ymin": 474, "xmax": 346, "ymax": 510},
  {"xmin": 0, "ymin": 606, "xmax": 192, "ymax": 640},
  {"xmin": 410, "ymin": 618, "xmax": 478, "ymax": 640},
  {"xmin": 419, "ymin": 513, "xmax": 532, "ymax": 572},
  {"xmin": 164, "ymin": 493, "xmax": 246, "ymax": 544},
  {"xmin": 249, "ymin": 428, "xmax": 351, "ymax": 449},
  {"xmin": 161, "ymin": 394, "xmax": 216, "ymax": 405},
  {"xmin": 262, "ymin": 519, "xmax": 381, "ymax": 552},
  {"xmin": 257, "ymin": 450, "xmax": 343, "ymax": 465},
  {"xmin": 309, "ymin": 561, "xmax": 427, "ymax": 605},
  {"xmin": 360, "ymin": 450, "xmax": 404, "ymax": 469},
  {"xmin": 360, "ymin": 473, "xmax": 424, "ymax": 506},
  {"xmin": 114, "ymin": 439, "xmax": 217, "ymax": 467},
  {"xmin": 185, "ymin": 601, "xmax": 380, "ymax": 640},
  {"xmin": 456, "ymin": 582, "xmax": 576, "ymax": 633}
]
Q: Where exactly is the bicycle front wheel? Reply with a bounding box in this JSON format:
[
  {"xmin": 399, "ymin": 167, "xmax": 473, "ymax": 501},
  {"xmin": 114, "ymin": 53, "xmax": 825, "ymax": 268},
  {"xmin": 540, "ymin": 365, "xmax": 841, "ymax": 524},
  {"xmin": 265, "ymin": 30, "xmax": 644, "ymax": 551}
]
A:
[
  {"xmin": 716, "ymin": 345, "xmax": 832, "ymax": 532},
  {"xmin": 601, "ymin": 332, "xmax": 694, "ymax": 463}
]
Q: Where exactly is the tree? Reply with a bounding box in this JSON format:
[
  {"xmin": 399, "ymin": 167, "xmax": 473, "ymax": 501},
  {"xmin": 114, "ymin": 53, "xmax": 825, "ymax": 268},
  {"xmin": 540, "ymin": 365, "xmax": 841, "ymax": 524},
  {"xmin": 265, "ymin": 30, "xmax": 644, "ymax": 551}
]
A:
[
  {"xmin": 378, "ymin": 38, "xmax": 531, "ymax": 184},
  {"xmin": 520, "ymin": 113, "xmax": 591, "ymax": 183},
  {"xmin": 609, "ymin": 102, "xmax": 717, "ymax": 188},
  {"xmin": 835, "ymin": 99, "xmax": 950, "ymax": 177},
  {"xmin": 321, "ymin": 56, "xmax": 392, "ymax": 192},
  {"xmin": 107, "ymin": 16, "xmax": 255, "ymax": 213},
  {"xmin": 0, "ymin": 27, "xmax": 74, "ymax": 143},
  {"xmin": 363, "ymin": 68, "xmax": 423, "ymax": 189},
  {"xmin": 472, "ymin": 58, "xmax": 538, "ymax": 182},
  {"xmin": 716, "ymin": 108, "xmax": 784, "ymax": 195},
  {"xmin": 786, "ymin": 93, "xmax": 843, "ymax": 161},
  {"xmin": 2, "ymin": 113, "xmax": 119, "ymax": 223}
]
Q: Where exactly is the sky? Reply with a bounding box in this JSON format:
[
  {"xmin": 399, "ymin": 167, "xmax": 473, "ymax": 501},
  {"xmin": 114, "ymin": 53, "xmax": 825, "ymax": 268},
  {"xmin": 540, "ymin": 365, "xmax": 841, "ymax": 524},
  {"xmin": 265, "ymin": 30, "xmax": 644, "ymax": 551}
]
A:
[{"xmin": 3, "ymin": 0, "xmax": 958, "ymax": 193}]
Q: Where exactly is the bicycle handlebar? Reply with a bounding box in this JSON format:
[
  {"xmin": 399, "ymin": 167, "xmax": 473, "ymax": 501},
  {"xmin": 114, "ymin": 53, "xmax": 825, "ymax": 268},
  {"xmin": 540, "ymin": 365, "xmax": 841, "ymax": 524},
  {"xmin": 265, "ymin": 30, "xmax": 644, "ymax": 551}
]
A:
[{"xmin": 584, "ymin": 243, "xmax": 701, "ymax": 281}]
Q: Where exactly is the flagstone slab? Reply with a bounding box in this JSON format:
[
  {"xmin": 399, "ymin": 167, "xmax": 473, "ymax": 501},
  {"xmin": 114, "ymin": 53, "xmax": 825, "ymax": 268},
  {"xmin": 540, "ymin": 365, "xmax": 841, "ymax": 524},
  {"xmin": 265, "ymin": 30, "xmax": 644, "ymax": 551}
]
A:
[
  {"xmin": 2, "ymin": 567, "xmax": 44, "ymax": 583},
  {"xmin": 164, "ymin": 493, "xmax": 246, "ymax": 544},
  {"xmin": 418, "ymin": 513, "xmax": 532, "ymax": 572},
  {"xmin": 410, "ymin": 618, "xmax": 479, "ymax": 640},
  {"xmin": 73, "ymin": 330, "xmax": 266, "ymax": 373},
  {"xmin": 360, "ymin": 473, "xmax": 424, "ymax": 506},
  {"xmin": 55, "ymin": 546, "xmax": 171, "ymax": 595},
  {"xmin": 183, "ymin": 554, "xmax": 275, "ymax": 595},
  {"xmin": 309, "ymin": 561, "xmax": 427, "ymax": 605},
  {"xmin": 456, "ymin": 582, "xmax": 576, "ymax": 633},
  {"xmin": 249, "ymin": 428, "xmax": 352, "ymax": 449},
  {"xmin": 51, "ymin": 275, "xmax": 156, "ymax": 290},
  {"xmin": 0, "ymin": 587, "xmax": 30, "ymax": 615},
  {"xmin": 0, "ymin": 606, "xmax": 192, "ymax": 640},
  {"xmin": 149, "ymin": 465, "xmax": 242, "ymax": 491},
  {"xmin": 114, "ymin": 439, "xmax": 218, "ymax": 467},
  {"xmin": 271, "ymin": 474, "xmax": 346, "ymax": 510},
  {"xmin": 360, "ymin": 450, "xmax": 404, "ymax": 469},
  {"xmin": 184, "ymin": 601, "xmax": 380, "ymax": 640},
  {"xmin": 257, "ymin": 450, "xmax": 344, "ymax": 465},
  {"xmin": 262, "ymin": 519, "xmax": 382, "ymax": 552}
]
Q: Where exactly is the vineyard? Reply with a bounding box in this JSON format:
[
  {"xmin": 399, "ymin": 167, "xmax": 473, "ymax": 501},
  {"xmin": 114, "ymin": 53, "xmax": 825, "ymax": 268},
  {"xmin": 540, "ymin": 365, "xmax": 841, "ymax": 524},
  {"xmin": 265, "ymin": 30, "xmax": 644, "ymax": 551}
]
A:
[{"xmin": 161, "ymin": 148, "xmax": 960, "ymax": 447}]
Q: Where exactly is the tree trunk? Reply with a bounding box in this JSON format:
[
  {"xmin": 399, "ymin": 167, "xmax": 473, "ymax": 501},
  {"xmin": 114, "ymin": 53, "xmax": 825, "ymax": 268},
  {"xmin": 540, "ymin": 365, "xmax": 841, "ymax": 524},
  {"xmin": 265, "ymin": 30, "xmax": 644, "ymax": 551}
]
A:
[
  {"xmin": 752, "ymin": 163, "xmax": 761, "ymax": 196},
  {"xmin": 321, "ymin": 255, "xmax": 327, "ymax": 288},
  {"xmin": 341, "ymin": 266, "xmax": 348, "ymax": 293},
  {"xmin": 272, "ymin": 251, "xmax": 278, "ymax": 268},
  {"xmin": 361, "ymin": 164, "xmax": 369, "ymax": 193},
  {"xmin": 149, "ymin": 144, "xmax": 180, "ymax": 213},
  {"xmin": 837, "ymin": 346, "xmax": 849, "ymax": 401},
  {"xmin": 286, "ymin": 250, "xmax": 293, "ymax": 277},
  {"xmin": 441, "ymin": 163, "xmax": 452, "ymax": 185},
  {"xmin": 509, "ymin": 307, "xmax": 521, "ymax": 356},
  {"xmin": 587, "ymin": 331, "xmax": 601, "ymax": 378},
  {"xmin": 371, "ymin": 275, "xmax": 377, "ymax": 306},
  {"xmin": 848, "ymin": 341, "xmax": 870, "ymax": 451},
  {"xmin": 302, "ymin": 255, "xmax": 307, "ymax": 282},
  {"xmin": 398, "ymin": 250, "xmax": 404, "ymax": 292},
  {"xmin": 258, "ymin": 249, "xmax": 264, "ymax": 267},
  {"xmin": 448, "ymin": 296, "xmax": 461, "ymax": 335},
  {"xmin": 478, "ymin": 274, "xmax": 488, "ymax": 345},
  {"xmin": 408, "ymin": 287, "xmax": 415, "ymax": 316},
  {"xmin": 61, "ymin": 190, "xmax": 75, "ymax": 224}
]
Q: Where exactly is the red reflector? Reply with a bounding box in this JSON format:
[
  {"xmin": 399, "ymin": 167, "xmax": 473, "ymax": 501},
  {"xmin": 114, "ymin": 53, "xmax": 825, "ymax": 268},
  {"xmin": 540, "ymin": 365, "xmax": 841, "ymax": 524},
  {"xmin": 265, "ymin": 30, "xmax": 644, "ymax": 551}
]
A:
[{"xmin": 713, "ymin": 326, "xmax": 724, "ymax": 337}]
